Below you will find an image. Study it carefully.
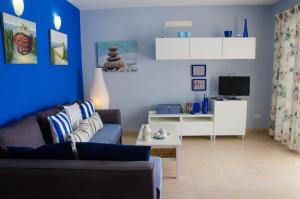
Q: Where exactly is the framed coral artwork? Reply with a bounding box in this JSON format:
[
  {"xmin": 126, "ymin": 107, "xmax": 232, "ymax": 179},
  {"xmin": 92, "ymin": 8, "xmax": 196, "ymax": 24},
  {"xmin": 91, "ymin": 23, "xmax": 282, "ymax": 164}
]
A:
[{"xmin": 192, "ymin": 79, "xmax": 207, "ymax": 91}]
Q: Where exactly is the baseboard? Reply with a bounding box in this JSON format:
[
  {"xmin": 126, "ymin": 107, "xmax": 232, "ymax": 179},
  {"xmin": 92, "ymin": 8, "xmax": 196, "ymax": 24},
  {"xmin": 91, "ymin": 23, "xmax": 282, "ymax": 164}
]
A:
[
  {"xmin": 124, "ymin": 129, "xmax": 268, "ymax": 135},
  {"xmin": 246, "ymin": 128, "xmax": 268, "ymax": 134},
  {"xmin": 123, "ymin": 131, "xmax": 138, "ymax": 135}
]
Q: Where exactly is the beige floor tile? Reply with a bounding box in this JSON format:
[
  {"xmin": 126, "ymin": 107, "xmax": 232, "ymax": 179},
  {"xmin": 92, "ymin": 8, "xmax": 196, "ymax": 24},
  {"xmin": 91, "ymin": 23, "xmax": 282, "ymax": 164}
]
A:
[
  {"xmin": 229, "ymin": 190, "xmax": 280, "ymax": 199},
  {"xmin": 192, "ymin": 173, "xmax": 235, "ymax": 192},
  {"xmin": 277, "ymin": 190, "xmax": 300, "ymax": 199},
  {"xmin": 188, "ymin": 158, "xmax": 224, "ymax": 175},
  {"xmin": 162, "ymin": 192, "xmax": 198, "ymax": 199},
  {"xmin": 228, "ymin": 173, "xmax": 274, "ymax": 191},
  {"xmin": 217, "ymin": 157, "xmax": 258, "ymax": 174},
  {"xmin": 197, "ymin": 191, "xmax": 232, "ymax": 199},
  {"xmin": 163, "ymin": 176, "xmax": 196, "ymax": 193}
]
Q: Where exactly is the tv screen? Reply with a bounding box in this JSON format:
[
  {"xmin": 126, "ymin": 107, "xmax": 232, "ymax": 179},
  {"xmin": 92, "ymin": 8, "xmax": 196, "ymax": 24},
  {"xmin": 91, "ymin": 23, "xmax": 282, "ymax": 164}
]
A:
[{"xmin": 219, "ymin": 76, "xmax": 250, "ymax": 96}]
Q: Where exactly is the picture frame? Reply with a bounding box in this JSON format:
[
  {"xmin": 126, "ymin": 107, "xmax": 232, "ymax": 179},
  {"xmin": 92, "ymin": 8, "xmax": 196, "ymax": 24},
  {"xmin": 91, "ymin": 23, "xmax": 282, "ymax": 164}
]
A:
[
  {"xmin": 97, "ymin": 41, "xmax": 137, "ymax": 72},
  {"xmin": 49, "ymin": 29, "xmax": 68, "ymax": 65},
  {"xmin": 192, "ymin": 79, "xmax": 207, "ymax": 91},
  {"xmin": 191, "ymin": 64, "xmax": 206, "ymax": 77},
  {"xmin": 1, "ymin": 12, "xmax": 37, "ymax": 64}
]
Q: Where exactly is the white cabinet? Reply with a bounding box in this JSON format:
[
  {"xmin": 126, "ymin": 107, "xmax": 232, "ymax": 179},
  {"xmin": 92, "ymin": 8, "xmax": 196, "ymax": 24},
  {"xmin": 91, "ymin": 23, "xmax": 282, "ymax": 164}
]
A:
[
  {"xmin": 223, "ymin": 38, "xmax": 256, "ymax": 59},
  {"xmin": 148, "ymin": 112, "xmax": 214, "ymax": 140},
  {"xmin": 155, "ymin": 37, "xmax": 256, "ymax": 60},
  {"xmin": 155, "ymin": 38, "xmax": 190, "ymax": 60},
  {"xmin": 212, "ymin": 100, "xmax": 247, "ymax": 139},
  {"xmin": 190, "ymin": 38, "xmax": 223, "ymax": 59}
]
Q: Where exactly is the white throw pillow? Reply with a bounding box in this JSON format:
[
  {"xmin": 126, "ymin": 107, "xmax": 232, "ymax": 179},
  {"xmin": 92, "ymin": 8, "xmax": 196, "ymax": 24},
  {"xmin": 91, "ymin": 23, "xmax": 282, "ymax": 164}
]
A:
[
  {"xmin": 64, "ymin": 103, "xmax": 83, "ymax": 131},
  {"xmin": 67, "ymin": 119, "xmax": 94, "ymax": 143},
  {"xmin": 88, "ymin": 112, "xmax": 104, "ymax": 134}
]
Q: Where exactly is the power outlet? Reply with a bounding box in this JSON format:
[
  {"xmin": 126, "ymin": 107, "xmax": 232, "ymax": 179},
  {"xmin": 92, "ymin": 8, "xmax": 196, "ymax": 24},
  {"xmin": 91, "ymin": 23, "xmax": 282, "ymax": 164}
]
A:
[{"xmin": 253, "ymin": 114, "xmax": 263, "ymax": 119}]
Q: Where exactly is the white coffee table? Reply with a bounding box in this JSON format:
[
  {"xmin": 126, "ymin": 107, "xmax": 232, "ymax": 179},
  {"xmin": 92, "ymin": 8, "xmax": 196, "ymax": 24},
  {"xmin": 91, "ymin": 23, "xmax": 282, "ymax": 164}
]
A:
[{"xmin": 136, "ymin": 123, "xmax": 182, "ymax": 178}]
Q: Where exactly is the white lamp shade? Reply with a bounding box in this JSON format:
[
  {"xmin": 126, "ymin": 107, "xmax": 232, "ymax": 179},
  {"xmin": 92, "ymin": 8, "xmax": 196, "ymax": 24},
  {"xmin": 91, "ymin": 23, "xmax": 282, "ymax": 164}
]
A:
[
  {"xmin": 90, "ymin": 68, "xmax": 110, "ymax": 109},
  {"xmin": 12, "ymin": 0, "xmax": 24, "ymax": 17},
  {"xmin": 54, "ymin": 15, "xmax": 62, "ymax": 30}
]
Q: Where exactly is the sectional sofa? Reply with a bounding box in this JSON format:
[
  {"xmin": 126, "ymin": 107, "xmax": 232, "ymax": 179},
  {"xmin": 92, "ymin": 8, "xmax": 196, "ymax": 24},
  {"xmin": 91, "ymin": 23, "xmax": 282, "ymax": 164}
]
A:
[{"xmin": 0, "ymin": 102, "xmax": 160, "ymax": 199}]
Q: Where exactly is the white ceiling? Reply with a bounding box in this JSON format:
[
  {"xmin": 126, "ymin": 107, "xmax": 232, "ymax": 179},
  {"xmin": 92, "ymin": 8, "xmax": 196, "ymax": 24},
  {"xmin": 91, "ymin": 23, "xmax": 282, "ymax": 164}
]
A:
[{"xmin": 68, "ymin": 0, "xmax": 280, "ymax": 10}]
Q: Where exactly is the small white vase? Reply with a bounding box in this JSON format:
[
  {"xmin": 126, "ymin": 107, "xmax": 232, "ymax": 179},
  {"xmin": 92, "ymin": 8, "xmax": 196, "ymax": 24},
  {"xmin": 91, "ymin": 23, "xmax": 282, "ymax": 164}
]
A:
[{"xmin": 142, "ymin": 124, "xmax": 151, "ymax": 141}]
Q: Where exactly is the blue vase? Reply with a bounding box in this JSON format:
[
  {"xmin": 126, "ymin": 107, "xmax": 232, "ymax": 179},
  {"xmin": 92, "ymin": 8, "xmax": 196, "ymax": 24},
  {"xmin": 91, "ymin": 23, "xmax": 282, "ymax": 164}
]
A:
[
  {"xmin": 192, "ymin": 103, "xmax": 200, "ymax": 114},
  {"xmin": 243, "ymin": 19, "xmax": 249, "ymax": 37},
  {"xmin": 202, "ymin": 96, "xmax": 209, "ymax": 114}
]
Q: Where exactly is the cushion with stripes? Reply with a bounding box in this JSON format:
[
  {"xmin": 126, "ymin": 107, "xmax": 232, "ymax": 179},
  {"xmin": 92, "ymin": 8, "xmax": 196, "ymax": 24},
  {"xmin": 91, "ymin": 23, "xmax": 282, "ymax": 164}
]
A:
[
  {"xmin": 80, "ymin": 100, "xmax": 95, "ymax": 120},
  {"xmin": 88, "ymin": 112, "xmax": 104, "ymax": 134},
  {"xmin": 47, "ymin": 111, "xmax": 72, "ymax": 144},
  {"xmin": 67, "ymin": 119, "xmax": 94, "ymax": 143}
]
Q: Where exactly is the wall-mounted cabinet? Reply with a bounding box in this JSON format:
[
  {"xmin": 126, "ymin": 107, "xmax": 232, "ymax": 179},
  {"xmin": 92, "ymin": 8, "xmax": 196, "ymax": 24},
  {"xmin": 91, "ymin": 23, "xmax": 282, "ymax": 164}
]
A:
[
  {"xmin": 155, "ymin": 38, "xmax": 190, "ymax": 60},
  {"xmin": 155, "ymin": 37, "xmax": 256, "ymax": 60},
  {"xmin": 190, "ymin": 38, "xmax": 223, "ymax": 59},
  {"xmin": 223, "ymin": 38, "xmax": 256, "ymax": 59}
]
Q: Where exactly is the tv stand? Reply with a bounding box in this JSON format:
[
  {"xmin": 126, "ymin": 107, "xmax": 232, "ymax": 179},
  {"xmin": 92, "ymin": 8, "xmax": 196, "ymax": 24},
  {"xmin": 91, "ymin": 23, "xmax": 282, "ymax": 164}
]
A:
[{"xmin": 225, "ymin": 96, "xmax": 242, "ymax": 100}]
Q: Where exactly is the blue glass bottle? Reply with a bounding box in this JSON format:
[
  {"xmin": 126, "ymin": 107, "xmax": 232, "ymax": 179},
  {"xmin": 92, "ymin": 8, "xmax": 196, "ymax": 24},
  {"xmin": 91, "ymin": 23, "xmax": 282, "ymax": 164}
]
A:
[
  {"xmin": 202, "ymin": 93, "xmax": 209, "ymax": 114},
  {"xmin": 243, "ymin": 18, "xmax": 249, "ymax": 37}
]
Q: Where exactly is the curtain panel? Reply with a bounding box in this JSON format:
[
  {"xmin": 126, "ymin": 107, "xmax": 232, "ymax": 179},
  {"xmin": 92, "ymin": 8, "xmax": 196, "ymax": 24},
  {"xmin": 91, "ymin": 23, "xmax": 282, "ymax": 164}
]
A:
[{"xmin": 270, "ymin": 5, "xmax": 300, "ymax": 153}]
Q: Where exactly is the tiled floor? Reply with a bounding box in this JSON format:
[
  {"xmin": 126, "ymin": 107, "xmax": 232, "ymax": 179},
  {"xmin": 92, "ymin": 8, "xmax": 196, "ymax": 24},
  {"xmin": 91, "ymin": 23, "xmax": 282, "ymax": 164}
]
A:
[{"xmin": 123, "ymin": 132, "xmax": 300, "ymax": 199}]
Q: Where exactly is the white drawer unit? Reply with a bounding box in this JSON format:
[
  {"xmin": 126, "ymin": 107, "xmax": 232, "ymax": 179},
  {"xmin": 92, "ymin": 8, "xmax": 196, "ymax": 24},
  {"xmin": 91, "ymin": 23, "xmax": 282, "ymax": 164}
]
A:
[
  {"xmin": 190, "ymin": 38, "xmax": 223, "ymax": 59},
  {"xmin": 155, "ymin": 38, "xmax": 190, "ymax": 60}
]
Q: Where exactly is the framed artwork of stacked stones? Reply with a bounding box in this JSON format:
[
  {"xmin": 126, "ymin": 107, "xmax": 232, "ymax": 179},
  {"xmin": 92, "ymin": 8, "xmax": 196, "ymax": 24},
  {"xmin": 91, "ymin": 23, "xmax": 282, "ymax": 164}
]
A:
[
  {"xmin": 97, "ymin": 41, "xmax": 137, "ymax": 72},
  {"xmin": 1, "ymin": 12, "xmax": 37, "ymax": 64}
]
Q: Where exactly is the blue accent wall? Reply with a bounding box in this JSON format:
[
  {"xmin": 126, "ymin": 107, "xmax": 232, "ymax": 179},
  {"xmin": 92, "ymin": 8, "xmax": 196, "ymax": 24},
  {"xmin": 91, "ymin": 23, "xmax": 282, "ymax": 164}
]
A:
[
  {"xmin": 0, "ymin": 0, "xmax": 83, "ymax": 126},
  {"xmin": 81, "ymin": 6, "xmax": 274, "ymax": 131}
]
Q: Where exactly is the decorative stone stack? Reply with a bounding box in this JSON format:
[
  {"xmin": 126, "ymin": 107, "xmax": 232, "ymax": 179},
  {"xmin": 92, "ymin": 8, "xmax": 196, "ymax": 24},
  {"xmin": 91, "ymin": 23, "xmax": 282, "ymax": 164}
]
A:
[{"xmin": 103, "ymin": 47, "xmax": 125, "ymax": 71}]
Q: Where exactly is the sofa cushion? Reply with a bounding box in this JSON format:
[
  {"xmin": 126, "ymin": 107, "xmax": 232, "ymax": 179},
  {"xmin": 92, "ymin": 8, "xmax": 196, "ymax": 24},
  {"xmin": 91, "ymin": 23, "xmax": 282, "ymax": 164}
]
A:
[
  {"xmin": 67, "ymin": 119, "xmax": 94, "ymax": 143},
  {"xmin": 0, "ymin": 116, "xmax": 45, "ymax": 148},
  {"xmin": 90, "ymin": 124, "xmax": 121, "ymax": 144},
  {"xmin": 36, "ymin": 107, "xmax": 61, "ymax": 144},
  {"xmin": 76, "ymin": 143, "xmax": 151, "ymax": 161},
  {"xmin": 80, "ymin": 100, "xmax": 95, "ymax": 119},
  {"xmin": 0, "ymin": 142, "xmax": 75, "ymax": 160},
  {"xmin": 88, "ymin": 112, "xmax": 103, "ymax": 134},
  {"xmin": 0, "ymin": 146, "xmax": 34, "ymax": 159},
  {"xmin": 33, "ymin": 142, "xmax": 75, "ymax": 160},
  {"xmin": 48, "ymin": 111, "xmax": 73, "ymax": 143},
  {"xmin": 64, "ymin": 103, "xmax": 83, "ymax": 130}
]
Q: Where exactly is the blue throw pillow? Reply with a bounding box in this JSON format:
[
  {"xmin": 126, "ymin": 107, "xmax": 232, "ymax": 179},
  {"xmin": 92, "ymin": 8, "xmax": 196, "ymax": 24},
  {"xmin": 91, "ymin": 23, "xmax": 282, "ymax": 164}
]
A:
[
  {"xmin": 33, "ymin": 142, "xmax": 75, "ymax": 160},
  {"xmin": 76, "ymin": 143, "xmax": 151, "ymax": 161}
]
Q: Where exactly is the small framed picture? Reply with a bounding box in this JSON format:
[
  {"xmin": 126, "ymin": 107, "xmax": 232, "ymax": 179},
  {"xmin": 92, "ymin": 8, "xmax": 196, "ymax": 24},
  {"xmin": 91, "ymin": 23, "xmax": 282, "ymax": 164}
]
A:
[
  {"xmin": 192, "ymin": 79, "xmax": 207, "ymax": 91},
  {"xmin": 191, "ymin": 65, "xmax": 206, "ymax": 77}
]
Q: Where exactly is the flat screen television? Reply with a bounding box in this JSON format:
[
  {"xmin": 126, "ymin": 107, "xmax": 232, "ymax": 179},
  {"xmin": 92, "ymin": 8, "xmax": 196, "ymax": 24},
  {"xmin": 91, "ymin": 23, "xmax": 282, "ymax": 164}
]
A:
[{"xmin": 219, "ymin": 76, "xmax": 250, "ymax": 96}]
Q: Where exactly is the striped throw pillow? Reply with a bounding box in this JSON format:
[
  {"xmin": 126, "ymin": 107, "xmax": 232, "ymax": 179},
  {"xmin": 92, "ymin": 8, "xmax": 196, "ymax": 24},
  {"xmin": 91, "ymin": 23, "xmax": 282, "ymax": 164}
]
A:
[
  {"xmin": 48, "ymin": 111, "xmax": 72, "ymax": 143},
  {"xmin": 80, "ymin": 100, "xmax": 95, "ymax": 119},
  {"xmin": 67, "ymin": 119, "xmax": 94, "ymax": 143},
  {"xmin": 88, "ymin": 112, "xmax": 104, "ymax": 134}
]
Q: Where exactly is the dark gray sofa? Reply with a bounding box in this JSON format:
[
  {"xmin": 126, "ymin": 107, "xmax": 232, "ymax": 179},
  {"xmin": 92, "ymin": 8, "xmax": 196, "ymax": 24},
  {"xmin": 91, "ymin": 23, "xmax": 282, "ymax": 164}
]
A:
[{"xmin": 0, "ymin": 103, "xmax": 159, "ymax": 199}]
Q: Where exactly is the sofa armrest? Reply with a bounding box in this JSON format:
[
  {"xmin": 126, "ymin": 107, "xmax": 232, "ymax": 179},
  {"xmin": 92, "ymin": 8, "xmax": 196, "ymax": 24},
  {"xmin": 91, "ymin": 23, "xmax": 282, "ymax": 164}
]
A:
[
  {"xmin": 96, "ymin": 109, "xmax": 121, "ymax": 125},
  {"xmin": 0, "ymin": 159, "xmax": 156, "ymax": 199}
]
